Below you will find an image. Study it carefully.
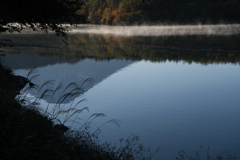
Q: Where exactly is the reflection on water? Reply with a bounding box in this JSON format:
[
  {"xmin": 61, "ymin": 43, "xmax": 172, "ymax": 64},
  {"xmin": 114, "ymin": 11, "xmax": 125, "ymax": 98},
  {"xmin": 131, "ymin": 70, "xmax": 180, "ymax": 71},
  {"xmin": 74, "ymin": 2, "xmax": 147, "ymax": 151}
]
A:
[
  {"xmin": 2, "ymin": 25, "xmax": 240, "ymax": 159},
  {"xmin": 13, "ymin": 59, "xmax": 133, "ymax": 103},
  {"xmin": 77, "ymin": 60, "xmax": 240, "ymax": 160},
  {"xmin": 3, "ymin": 31, "xmax": 240, "ymax": 64}
]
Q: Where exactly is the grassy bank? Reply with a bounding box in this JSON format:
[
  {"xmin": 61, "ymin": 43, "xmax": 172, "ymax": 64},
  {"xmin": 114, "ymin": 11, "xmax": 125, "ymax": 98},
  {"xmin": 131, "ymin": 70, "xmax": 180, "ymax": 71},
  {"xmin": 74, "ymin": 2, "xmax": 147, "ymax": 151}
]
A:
[{"xmin": 0, "ymin": 60, "xmax": 159, "ymax": 160}]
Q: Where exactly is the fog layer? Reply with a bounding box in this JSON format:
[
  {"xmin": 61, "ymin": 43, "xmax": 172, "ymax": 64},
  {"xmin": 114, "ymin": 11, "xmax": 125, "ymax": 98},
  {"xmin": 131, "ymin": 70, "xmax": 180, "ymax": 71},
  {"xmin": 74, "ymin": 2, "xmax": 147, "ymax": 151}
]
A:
[{"xmin": 71, "ymin": 24, "xmax": 240, "ymax": 36}]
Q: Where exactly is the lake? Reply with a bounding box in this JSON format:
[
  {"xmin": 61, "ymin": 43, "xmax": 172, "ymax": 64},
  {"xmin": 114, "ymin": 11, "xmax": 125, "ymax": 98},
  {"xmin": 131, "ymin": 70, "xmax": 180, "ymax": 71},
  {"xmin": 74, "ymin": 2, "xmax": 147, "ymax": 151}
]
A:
[{"xmin": 1, "ymin": 24, "xmax": 240, "ymax": 160}]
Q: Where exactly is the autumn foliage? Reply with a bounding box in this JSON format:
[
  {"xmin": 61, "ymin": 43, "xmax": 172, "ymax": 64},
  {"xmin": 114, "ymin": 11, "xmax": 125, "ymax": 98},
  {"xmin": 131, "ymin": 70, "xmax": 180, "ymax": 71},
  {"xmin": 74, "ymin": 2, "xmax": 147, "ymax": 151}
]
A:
[
  {"xmin": 79, "ymin": 0, "xmax": 240, "ymax": 25},
  {"xmin": 81, "ymin": 0, "xmax": 143, "ymax": 24}
]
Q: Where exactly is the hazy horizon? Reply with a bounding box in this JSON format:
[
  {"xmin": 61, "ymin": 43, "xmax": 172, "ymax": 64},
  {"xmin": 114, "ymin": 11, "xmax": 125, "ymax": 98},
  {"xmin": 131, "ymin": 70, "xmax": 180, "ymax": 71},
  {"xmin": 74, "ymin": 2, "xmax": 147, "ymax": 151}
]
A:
[
  {"xmin": 3, "ymin": 24, "xmax": 240, "ymax": 36},
  {"xmin": 71, "ymin": 24, "xmax": 240, "ymax": 36}
]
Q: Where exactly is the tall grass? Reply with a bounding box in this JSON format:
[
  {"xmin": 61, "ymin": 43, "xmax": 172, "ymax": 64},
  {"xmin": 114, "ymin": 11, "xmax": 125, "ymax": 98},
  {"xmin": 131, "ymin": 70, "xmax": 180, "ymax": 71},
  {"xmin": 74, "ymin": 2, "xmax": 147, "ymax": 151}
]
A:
[
  {"xmin": 176, "ymin": 145, "xmax": 238, "ymax": 160},
  {"xmin": 0, "ymin": 66, "xmax": 159, "ymax": 160}
]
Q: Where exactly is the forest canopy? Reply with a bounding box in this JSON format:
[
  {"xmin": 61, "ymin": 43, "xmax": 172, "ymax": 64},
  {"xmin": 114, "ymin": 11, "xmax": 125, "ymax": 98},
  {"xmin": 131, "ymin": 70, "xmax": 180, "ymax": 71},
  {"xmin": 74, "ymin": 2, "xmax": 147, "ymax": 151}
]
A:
[{"xmin": 80, "ymin": 0, "xmax": 240, "ymax": 24}]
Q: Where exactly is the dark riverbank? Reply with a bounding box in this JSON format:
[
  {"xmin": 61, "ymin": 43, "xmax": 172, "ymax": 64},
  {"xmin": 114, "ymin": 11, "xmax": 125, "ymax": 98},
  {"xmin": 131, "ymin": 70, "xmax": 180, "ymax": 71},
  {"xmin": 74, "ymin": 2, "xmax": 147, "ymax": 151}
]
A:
[
  {"xmin": 0, "ymin": 62, "xmax": 29, "ymax": 97},
  {"xmin": 0, "ymin": 62, "xmax": 115, "ymax": 159}
]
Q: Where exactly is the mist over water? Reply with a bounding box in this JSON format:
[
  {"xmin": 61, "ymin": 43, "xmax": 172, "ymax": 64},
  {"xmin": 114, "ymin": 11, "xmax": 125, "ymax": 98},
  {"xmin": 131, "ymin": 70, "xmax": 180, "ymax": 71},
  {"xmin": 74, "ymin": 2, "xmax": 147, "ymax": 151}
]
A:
[
  {"xmin": 4, "ymin": 24, "xmax": 240, "ymax": 36},
  {"xmin": 71, "ymin": 24, "xmax": 240, "ymax": 36}
]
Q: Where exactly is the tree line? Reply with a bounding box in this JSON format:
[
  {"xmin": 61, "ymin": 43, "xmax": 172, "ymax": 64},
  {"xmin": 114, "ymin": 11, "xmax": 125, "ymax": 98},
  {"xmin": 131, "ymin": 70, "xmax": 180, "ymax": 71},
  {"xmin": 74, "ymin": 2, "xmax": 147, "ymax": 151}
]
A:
[{"xmin": 79, "ymin": 0, "xmax": 240, "ymax": 24}]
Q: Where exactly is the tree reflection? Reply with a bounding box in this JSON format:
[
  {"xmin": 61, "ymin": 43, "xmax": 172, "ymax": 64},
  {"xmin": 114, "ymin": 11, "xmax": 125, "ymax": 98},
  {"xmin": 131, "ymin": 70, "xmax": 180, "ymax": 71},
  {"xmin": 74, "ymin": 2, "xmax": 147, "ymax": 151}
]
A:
[{"xmin": 4, "ymin": 33, "xmax": 240, "ymax": 64}]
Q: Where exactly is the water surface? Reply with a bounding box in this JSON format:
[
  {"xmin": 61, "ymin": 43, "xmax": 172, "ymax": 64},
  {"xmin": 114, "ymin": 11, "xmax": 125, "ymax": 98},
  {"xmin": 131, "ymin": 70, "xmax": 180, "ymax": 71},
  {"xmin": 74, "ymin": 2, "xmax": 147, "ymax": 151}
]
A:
[{"xmin": 2, "ymin": 25, "xmax": 240, "ymax": 160}]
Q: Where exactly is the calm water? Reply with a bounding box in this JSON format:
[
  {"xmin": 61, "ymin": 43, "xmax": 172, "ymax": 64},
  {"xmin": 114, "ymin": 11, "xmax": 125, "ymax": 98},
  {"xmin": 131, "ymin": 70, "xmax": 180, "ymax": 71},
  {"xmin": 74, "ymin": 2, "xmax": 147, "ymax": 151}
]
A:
[{"xmin": 2, "ymin": 25, "xmax": 240, "ymax": 160}]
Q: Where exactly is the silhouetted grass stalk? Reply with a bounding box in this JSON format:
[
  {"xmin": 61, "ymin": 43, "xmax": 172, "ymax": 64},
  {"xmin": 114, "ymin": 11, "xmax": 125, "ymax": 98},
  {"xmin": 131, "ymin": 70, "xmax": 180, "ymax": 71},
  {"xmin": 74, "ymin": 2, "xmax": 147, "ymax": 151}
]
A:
[
  {"xmin": 11, "ymin": 67, "xmax": 159, "ymax": 160},
  {"xmin": 176, "ymin": 145, "xmax": 237, "ymax": 160}
]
